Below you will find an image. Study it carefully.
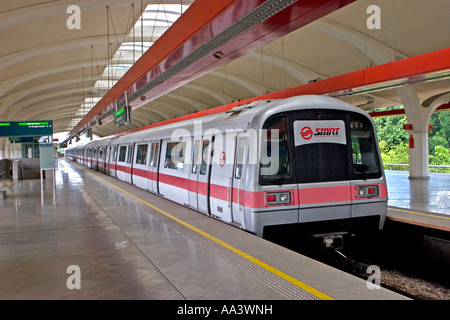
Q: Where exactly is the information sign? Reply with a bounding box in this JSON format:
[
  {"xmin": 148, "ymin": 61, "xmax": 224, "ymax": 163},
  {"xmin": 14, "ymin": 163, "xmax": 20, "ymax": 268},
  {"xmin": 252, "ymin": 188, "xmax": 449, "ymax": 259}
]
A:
[
  {"xmin": 0, "ymin": 121, "xmax": 53, "ymax": 137},
  {"xmin": 39, "ymin": 143, "xmax": 55, "ymax": 170}
]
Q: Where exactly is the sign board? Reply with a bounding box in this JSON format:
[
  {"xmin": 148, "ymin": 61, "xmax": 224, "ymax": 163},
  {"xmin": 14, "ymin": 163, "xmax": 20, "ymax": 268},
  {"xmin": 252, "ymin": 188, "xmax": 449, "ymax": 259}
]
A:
[
  {"xmin": 114, "ymin": 106, "xmax": 131, "ymax": 126},
  {"xmin": 403, "ymin": 124, "xmax": 413, "ymax": 130},
  {"xmin": 8, "ymin": 136, "xmax": 34, "ymax": 143},
  {"xmin": 403, "ymin": 124, "xmax": 433, "ymax": 130},
  {"xmin": 39, "ymin": 143, "xmax": 55, "ymax": 170},
  {"xmin": 0, "ymin": 121, "xmax": 53, "ymax": 137},
  {"xmin": 294, "ymin": 120, "xmax": 347, "ymax": 146},
  {"xmin": 114, "ymin": 108, "xmax": 126, "ymax": 126}
]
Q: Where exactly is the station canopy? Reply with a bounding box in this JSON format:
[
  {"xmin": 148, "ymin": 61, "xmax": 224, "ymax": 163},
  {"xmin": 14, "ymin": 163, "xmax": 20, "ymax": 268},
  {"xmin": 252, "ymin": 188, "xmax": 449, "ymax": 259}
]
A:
[{"xmin": 0, "ymin": 0, "xmax": 449, "ymax": 147}]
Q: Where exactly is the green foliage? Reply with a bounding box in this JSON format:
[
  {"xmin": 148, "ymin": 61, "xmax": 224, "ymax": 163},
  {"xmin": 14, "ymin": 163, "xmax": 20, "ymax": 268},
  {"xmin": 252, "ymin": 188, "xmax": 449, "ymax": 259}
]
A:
[{"xmin": 372, "ymin": 108, "xmax": 450, "ymax": 173}]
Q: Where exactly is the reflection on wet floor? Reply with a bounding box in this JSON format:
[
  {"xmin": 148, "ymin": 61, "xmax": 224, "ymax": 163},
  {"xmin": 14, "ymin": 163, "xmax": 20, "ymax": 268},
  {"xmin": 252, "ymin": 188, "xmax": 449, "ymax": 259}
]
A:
[{"xmin": 385, "ymin": 170, "xmax": 450, "ymax": 215}]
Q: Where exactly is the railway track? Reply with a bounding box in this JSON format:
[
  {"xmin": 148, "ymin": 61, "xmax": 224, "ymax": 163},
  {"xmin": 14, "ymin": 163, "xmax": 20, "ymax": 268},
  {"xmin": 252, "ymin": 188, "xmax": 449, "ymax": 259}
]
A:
[
  {"xmin": 312, "ymin": 249, "xmax": 449, "ymax": 300},
  {"xmin": 266, "ymin": 228, "xmax": 450, "ymax": 300}
]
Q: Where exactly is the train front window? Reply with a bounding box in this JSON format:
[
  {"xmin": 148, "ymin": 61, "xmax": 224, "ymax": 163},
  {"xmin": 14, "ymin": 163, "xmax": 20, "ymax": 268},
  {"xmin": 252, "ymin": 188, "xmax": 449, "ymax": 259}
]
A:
[
  {"xmin": 259, "ymin": 115, "xmax": 292, "ymax": 185},
  {"xmin": 349, "ymin": 116, "xmax": 381, "ymax": 179}
]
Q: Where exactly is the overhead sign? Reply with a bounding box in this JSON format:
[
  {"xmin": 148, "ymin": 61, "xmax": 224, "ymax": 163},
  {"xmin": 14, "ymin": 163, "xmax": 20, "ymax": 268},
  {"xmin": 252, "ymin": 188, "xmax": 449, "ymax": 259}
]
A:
[
  {"xmin": 8, "ymin": 137, "xmax": 34, "ymax": 143},
  {"xmin": 294, "ymin": 120, "xmax": 346, "ymax": 146},
  {"xmin": 0, "ymin": 121, "xmax": 53, "ymax": 137},
  {"xmin": 114, "ymin": 106, "xmax": 131, "ymax": 126}
]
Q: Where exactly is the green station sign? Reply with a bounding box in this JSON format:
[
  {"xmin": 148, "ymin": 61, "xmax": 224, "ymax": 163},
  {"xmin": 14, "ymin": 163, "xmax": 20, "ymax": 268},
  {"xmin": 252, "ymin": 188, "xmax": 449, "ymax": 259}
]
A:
[
  {"xmin": 0, "ymin": 121, "xmax": 53, "ymax": 137},
  {"xmin": 114, "ymin": 107, "xmax": 130, "ymax": 126}
]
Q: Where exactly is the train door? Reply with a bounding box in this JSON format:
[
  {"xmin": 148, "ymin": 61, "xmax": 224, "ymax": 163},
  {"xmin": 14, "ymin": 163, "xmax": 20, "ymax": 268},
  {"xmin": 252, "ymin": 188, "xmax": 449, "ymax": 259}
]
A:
[
  {"xmin": 92, "ymin": 147, "xmax": 98, "ymax": 170},
  {"xmin": 231, "ymin": 133, "xmax": 248, "ymax": 226},
  {"xmin": 132, "ymin": 142, "xmax": 149, "ymax": 189},
  {"xmin": 147, "ymin": 140, "xmax": 161, "ymax": 194},
  {"xmin": 116, "ymin": 144, "xmax": 128, "ymax": 181},
  {"xmin": 197, "ymin": 137, "xmax": 214, "ymax": 215},
  {"xmin": 208, "ymin": 132, "xmax": 235, "ymax": 223},
  {"xmin": 291, "ymin": 110, "xmax": 351, "ymax": 223},
  {"xmin": 158, "ymin": 139, "xmax": 189, "ymax": 205},
  {"xmin": 87, "ymin": 148, "xmax": 93, "ymax": 168},
  {"xmin": 188, "ymin": 138, "xmax": 201, "ymax": 210},
  {"xmin": 125, "ymin": 144, "xmax": 134, "ymax": 184},
  {"xmin": 110, "ymin": 145, "xmax": 118, "ymax": 178},
  {"xmin": 105, "ymin": 146, "xmax": 111, "ymax": 176},
  {"xmin": 98, "ymin": 147, "xmax": 105, "ymax": 173}
]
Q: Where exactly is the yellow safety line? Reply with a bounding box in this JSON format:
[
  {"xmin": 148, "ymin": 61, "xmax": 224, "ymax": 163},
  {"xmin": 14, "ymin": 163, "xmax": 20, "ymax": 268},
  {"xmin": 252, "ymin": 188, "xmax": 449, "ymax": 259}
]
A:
[
  {"xmin": 389, "ymin": 207, "xmax": 450, "ymax": 220},
  {"xmin": 74, "ymin": 163, "xmax": 333, "ymax": 300}
]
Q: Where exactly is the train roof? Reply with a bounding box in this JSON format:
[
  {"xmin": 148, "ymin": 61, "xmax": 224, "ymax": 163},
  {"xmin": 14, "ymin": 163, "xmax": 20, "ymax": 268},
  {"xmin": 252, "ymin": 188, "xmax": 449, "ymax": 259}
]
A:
[{"xmin": 68, "ymin": 95, "xmax": 370, "ymax": 149}]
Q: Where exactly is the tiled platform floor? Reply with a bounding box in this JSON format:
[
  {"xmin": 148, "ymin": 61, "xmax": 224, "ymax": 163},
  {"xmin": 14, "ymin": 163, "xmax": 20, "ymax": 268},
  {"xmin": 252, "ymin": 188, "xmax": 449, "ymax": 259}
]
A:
[
  {"xmin": 0, "ymin": 161, "xmax": 286, "ymax": 300},
  {"xmin": 385, "ymin": 170, "xmax": 450, "ymax": 215},
  {"xmin": 0, "ymin": 160, "xmax": 407, "ymax": 300}
]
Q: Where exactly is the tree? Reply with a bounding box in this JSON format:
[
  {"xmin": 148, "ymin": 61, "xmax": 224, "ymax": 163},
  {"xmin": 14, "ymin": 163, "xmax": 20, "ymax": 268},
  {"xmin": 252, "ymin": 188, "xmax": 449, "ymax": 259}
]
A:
[{"xmin": 371, "ymin": 108, "xmax": 450, "ymax": 172}]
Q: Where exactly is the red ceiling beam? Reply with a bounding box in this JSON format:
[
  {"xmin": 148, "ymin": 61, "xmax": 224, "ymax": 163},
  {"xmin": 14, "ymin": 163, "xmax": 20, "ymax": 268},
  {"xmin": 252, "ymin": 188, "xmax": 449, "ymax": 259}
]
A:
[
  {"xmin": 70, "ymin": 0, "xmax": 356, "ymax": 136},
  {"xmin": 119, "ymin": 47, "xmax": 450, "ymax": 135},
  {"xmin": 369, "ymin": 103, "xmax": 450, "ymax": 118},
  {"xmin": 70, "ymin": 0, "xmax": 244, "ymax": 135}
]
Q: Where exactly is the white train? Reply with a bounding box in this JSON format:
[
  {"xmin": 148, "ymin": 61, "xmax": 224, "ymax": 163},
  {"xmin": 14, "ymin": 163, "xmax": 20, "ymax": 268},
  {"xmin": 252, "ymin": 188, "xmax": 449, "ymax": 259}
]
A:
[{"xmin": 66, "ymin": 95, "xmax": 387, "ymax": 247}]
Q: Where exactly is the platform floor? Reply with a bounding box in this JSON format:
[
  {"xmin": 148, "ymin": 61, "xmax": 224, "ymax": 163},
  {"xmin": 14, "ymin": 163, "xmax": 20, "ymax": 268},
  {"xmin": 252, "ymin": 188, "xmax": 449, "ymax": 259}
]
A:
[
  {"xmin": 0, "ymin": 159, "xmax": 407, "ymax": 300},
  {"xmin": 385, "ymin": 170, "xmax": 450, "ymax": 231},
  {"xmin": 385, "ymin": 170, "xmax": 450, "ymax": 215}
]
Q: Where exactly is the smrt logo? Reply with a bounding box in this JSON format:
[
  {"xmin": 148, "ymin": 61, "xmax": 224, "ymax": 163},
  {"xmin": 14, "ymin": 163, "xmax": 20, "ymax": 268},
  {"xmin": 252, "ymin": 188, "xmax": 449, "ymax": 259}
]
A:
[
  {"xmin": 300, "ymin": 126, "xmax": 340, "ymax": 140},
  {"xmin": 300, "ymin": 127, "xmax": 313, "ymax": 140}
]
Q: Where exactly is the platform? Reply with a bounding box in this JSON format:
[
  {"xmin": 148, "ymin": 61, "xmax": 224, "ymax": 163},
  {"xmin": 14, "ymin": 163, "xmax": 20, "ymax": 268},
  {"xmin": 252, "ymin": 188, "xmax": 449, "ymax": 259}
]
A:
[
  {"xmin": 385, "ymin": 170, "xmax": 450, "ymax": 232},
  {"xmin": 0, "ymin": 159, "xmax": 407, "ymax": 300},
  {"xmin": 385, "ymin": 170, "xmax": 450, "ymax": 215}
]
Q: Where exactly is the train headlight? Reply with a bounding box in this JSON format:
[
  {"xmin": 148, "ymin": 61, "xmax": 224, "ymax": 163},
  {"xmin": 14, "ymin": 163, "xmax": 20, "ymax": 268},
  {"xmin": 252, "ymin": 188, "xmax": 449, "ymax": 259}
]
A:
[
  {"xmin": 357, "ymin": 186, "xmax": 378, "ymax": 198},
  {"xmin": 279, "ymin": 193, "xmax": 289, "ymax": 203},
  {"xmin": 266, "ymin": 192, "xmax": 291, "ymax": 205}
]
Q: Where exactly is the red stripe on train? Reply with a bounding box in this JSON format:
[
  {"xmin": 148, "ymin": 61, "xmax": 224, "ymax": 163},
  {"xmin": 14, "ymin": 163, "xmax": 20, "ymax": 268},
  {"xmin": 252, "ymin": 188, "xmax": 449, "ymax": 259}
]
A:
[{"xmin": 113, "ymin": 166, "xmax": 387, "ymax": 209}]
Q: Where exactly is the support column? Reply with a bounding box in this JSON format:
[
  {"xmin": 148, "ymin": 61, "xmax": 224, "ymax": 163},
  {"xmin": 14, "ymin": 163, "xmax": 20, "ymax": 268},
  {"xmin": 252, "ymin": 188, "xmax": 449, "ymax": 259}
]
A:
[
  {"xmin": 408, "ymin": 132, "xmax": 429, "ymax": 179},
  {"xmin": 396, "ymin": 87, "xmax": 431, "ymax": 179}
]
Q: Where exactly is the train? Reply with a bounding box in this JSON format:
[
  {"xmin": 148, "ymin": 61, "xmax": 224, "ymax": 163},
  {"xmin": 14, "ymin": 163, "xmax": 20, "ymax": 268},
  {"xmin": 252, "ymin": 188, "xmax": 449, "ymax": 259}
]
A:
[{"xmin": 65, "ymin": 95, "xmax": 388, "ymax": 249}]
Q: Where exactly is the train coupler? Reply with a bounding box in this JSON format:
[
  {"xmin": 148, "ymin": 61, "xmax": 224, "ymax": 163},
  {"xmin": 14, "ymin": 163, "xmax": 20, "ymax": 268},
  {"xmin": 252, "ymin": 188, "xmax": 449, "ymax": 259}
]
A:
[{"xmin": 311, "ymin": 231, "xmax": 348, "ymax": 251}]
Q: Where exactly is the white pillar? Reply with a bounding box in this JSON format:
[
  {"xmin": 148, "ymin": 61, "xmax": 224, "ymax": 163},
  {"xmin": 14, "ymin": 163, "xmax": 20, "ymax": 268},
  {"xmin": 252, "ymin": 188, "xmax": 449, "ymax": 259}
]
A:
[
  {"xmin": 396, "ymin": 87, "xmax": 431, "ymax": 179},
  {"xmin": 408, "ymin": 132, "xmax": 429, "ymax": 179}
]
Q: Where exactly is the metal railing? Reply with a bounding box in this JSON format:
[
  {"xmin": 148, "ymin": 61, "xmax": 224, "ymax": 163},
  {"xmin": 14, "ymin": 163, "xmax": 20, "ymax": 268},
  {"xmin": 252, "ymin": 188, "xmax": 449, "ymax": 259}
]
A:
[{"xmin": 383, "ymin": 163, "xmax": 450, "ymax": 173}]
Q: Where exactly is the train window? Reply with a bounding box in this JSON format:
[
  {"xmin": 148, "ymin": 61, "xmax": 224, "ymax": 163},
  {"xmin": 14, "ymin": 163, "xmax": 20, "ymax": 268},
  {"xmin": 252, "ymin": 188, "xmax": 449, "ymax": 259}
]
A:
[
  {"xmin": 151, "ymin": 142, "xmax": 160, "ymax": 167},
  {"xmin": 235, "ymin": 137, "xmax": 246, "ymax": 179},
  {"xmin": 192, "ymin": 140, "xmax": 201, "ymax": 174},
  {"xmin": 260, "ymin": 115, "xmax": 291, "ymax": 184},
  {"xmin": 112, "ymin": 146, "xmax": 117, "ymax": 162},
  {"xmin": 118, "ymin": 146, "xmax": 127, "ymax": 162},
  {"xmin": 149, "ymin": 143, "xmax": 156, "ymax": 167},
  {"xmin": 93, "ymin": 148, "xmax": 97, "ymax": 159},
  {"xmin": 165, "ymin": 142, "xmax": 186, "ymax": 170},
  {"xmin": 349, "ymin": 116, "xmax": 381, "ymax": 179},
  {"xmin": 200, "ymin": 140, "xmax": 211, "ymax": 175},
  {"xmin": 99, "ymin": 148, "xmax": 103, "ymax": 160},
  {"xmin": 127, "ymin": 145, "xmax": 134, "ymax": 164},
  {"xmin": 136, "ymin": 144, "xmax": 148, "ymax": 165}
]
